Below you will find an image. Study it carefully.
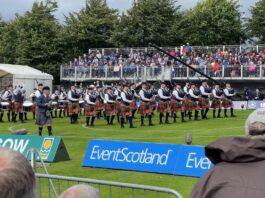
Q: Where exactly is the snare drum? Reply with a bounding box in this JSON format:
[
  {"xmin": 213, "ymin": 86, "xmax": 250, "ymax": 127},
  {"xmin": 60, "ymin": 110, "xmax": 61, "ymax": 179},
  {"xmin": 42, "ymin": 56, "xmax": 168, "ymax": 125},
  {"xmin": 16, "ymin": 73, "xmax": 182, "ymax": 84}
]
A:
[
  {"xmin": 1, "ymin": 102, "xmax": 10, "ymax": 111},
  {"xmin": 23, "ymin": 101, "xmax": 33, "ymax": 112}
]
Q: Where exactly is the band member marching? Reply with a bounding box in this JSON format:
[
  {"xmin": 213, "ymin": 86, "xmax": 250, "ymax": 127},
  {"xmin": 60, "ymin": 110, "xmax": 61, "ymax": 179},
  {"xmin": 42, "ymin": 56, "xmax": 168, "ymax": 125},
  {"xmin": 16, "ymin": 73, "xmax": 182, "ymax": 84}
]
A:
[
  {"xmin": 172, "ymin": 84, "xmax": 186, "ymax": 123},
  {"xmin": 130, "ymin": 84, "xmax": 140, "ymax": 119},
  {"xmin": 120, "ymin": 84, "xmax": 135, "ymax": 128},
  {"xmin": 1, "ymin": 85, "xmax": 13, "ymax": 122},
  {"xmin": 29, "ymin": 88, "xmax": 37, "ymax": 120},
  {"xmin": 58, "ymin": 88, "xmax": 68, "ymax": 118},
  {"xmin": 67, "ymin": 85, "xmax": 80, "ymax": 124},
  {"xmin": 183, "ymin": 82, "xmax": 192, "ymax": 117},
  {"xmin": 12, "ymin": 85, "xmax": 24, "ymax": 123},
  {"xmin": 157, "ymin": 83, "xmax": 171, "ymax": 124},
  {"xmin": 51, "ymin": 90, "xmax": 60, "ymax": 118},
  {"xmin": 139, "ymin": 83, "xmax": 155, "ymax": 126},
  {"xmin": 104, "ymin": 87, "xmax": 117, "ymax": 125},
  {"xmin": 199, "ymin": 81, "xmax": 212, "ymax": 119},
  {"xmin": 114, "ymin": 84, "xmax": 122, "ymax": 123},
  {"xmin": 189, "ymin": 84, "xmax": 201, "ymax": 121},
  {"xmin": 84, "ymin": 86, "xmax": 97, "ymax": 127},
  {"xmin": 211, "ymin": 84, "xmax": 223, "ymax": 118},
  {"xmin": 35, "ymin": 86, "xmax": 53, "ymax": 136},
  {"xmin": 223, "ymin": 83, "xmax": 236, "ymax": 117}
]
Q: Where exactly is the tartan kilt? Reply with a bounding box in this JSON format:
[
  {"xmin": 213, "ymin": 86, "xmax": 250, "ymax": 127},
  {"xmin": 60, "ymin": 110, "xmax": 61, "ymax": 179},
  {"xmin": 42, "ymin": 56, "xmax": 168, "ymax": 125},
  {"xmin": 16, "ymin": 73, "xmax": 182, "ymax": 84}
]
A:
[
  {"xmin": 223, "ymin": 98, "xmax": 233, "ymax": 108},
  {"xmin": 116, "ymin": 101, "xmax": 121, "ymax": 116},
  {"xmin": 157, "ymin": 101, "xmax": 170, "ymax": 113},
  {"xmin": 171, "ymin": 100, "xmax": 184, "ymax": 112},
  {"xmin": 13, "ymin": 102, "xmax": 23, "ymax": 112},
  {"xmin": 95, "ymin": 101, "xmax": 104, "ymax": 111},
  {"xmin": 119, "ymin": 103, "xmax": 131, "ymax": 117},
  {"xmin": 68, "ymin": 102, "xmax": 80, "ymax": 114},
  {"xmin": 85, "ymin": 104, "xmax": 97, "ymax": 117},
  {"xmin": 150, "ymin": 100, "xmax": 156, "ymax": 112},
  {"xmin": 138, "ymin": 102, "xmax": 151, "ymax": 115},
  {"xmin": 64, "ymin": 102, "xmax": 69, "ymax": 112},
  {"xmin": 191, "ymin": 100, "xmax": 200, "ymax": 110},
  {"xmin": 184, "ymin": 97, "xmax": 193, "ymax": 111},
  {"xmin": 31, "ymin": 103, "xmax": 36, "ymax": 113},
  {"xmin": 199, "ymin": 97, "xmax": 210, "ymax": 109},
  {"xmin": 130, "ymin": 100, "xmax": 137, "ymax": 111},
  {"xmin": 35, "ymin": 112, "xmax": 52, "ymax": 126},
  {"xmin": 211, "ymin": 99, "xmax": 222, "ymax": 109},
  {"xmin": 105, "ymin": 103, "xmax": 116, "ymax": 116}
]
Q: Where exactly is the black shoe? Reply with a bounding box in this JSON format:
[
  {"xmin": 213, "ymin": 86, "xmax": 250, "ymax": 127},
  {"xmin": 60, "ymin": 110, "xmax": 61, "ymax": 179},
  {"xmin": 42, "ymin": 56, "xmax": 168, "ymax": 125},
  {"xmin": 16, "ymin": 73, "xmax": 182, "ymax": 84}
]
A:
[
  {"xmin": 231, "ymin": 115, "xmax": 236, "ymax": 117},
  {"xmin": 141, "ymin": 124, "xmax": 145, "ymax": 126}
]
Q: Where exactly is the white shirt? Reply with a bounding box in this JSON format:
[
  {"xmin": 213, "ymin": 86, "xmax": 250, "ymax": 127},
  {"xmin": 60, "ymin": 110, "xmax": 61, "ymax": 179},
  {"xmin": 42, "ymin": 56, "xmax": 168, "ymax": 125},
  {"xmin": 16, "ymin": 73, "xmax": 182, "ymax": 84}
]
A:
[
  {"xmin": 184, "ymin": 86, "xmax": 189, "ymax": 94},
  {"xmin": 68, "ymin": 90, "xmax": 79, "ymax": 101},
  {"xmin": 172, "ymin": 89, "xmax": 184, "ymax": 101},
  {"xmin": 105, "ymin": 94, "xmax": 115, "ymax": 103},
  {"xmin": 121, "ymin": 92, "xmax": 132, "ymax": 103},
  {"xmin": 158, "ymin": 89, "xmax": 170, "ymax": 99},
  {"xmin": 139, "ymin": 89, "xmax": 150, "ymax": 102},
  {"xmin": 1, "ymin": 90, "xmax": 12, "ymax": 101},
  {"xmin": 224, "ymin": 88, "xmax": 234, "ymax": 97},
  {"xmin": 85, "ymin": 93, "xmax": 95, "ymax": 105},
  {"xmin": 35, "ymin": 90, "xmax": 42, "ymax": 98},
  {"xmin": 114, "ymin": 89, "xmax": 121, "ymax": 100},
  {"xmin": 189, "ymin": 89, "xmax": 200, "ymax": 99},
  {"xmin": 200, "ymin": 86, "xmax": 210, "ymax": 97}
]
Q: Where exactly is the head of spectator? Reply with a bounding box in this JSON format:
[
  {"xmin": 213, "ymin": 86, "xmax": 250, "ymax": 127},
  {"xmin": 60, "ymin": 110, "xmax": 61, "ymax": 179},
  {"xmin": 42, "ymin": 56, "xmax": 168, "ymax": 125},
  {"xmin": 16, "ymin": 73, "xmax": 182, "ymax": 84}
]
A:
[
  {"xmin": 59, "ymin": 184, "xmax": 99, "ymax": 198},
  {"xmin": 0, "ymin": 148, "xmax": 36, "ymax": 198}
]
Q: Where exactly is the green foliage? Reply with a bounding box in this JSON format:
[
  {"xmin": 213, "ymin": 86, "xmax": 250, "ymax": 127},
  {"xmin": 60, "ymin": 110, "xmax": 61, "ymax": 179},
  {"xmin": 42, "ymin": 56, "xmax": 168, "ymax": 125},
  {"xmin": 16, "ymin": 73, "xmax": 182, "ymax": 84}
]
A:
[
  {"xmin": 183, "ymin": 0, "xmax": 244, "ymax": 45},
  {"xmin": 248, "ymin": 0, "xmax": 265, "ymax": 42},
  {"xmin": 112, "ymin": 0, "xmax": 183, "ymax": 47},
  {"xmin": 63, "ymin": 0, "xmax": 118, "ymax": 59}
]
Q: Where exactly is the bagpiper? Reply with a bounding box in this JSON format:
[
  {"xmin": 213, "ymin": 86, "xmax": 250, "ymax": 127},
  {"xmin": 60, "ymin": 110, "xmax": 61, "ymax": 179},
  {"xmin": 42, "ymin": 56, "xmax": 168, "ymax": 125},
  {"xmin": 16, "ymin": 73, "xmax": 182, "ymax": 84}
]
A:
[
  {"xmin": 58, "ymin": 88, "xmax": 68, "ymax": 118},
  {"xmin": 199, "ymin": 81, "xmax": 212, "ymax": 119},
  {"xmin": 120, "ymin": 84, "xmax": 135, "ymax": 128},
  {"xmin": 188, "ymin": 84, "xmax": 201, "ymax": 121},
  {"xmin": 29, "ymin": 88, "xmax": 37, "ymax": 120},
  {"xmin": 67, "ymin": 85, "xmax": 81, "ymax": 124},
  {"xmin": 157, "ymin": 83, "xmax": 171, "ymax": 124},
  {"xmin": 84, "ymin": 86, "xmax": 97, "ymax": 127},
  {"xmin": 223, "ymin": 83, "xmax": 236, "ymax": 117},
  {"xmin": 138, "ymin": 83, "xmax": 155, "ymax": 126},
  {"xmin": 130, "ymin": 83, "xmax": 140, "ymax": 119},
  {"xmin": 35, "ymin": 86, "xmax": 53, "ymax": 136},
  {"xmin": 0, "ymin": 85, "xmax": 13, "ymax": 122},
  {"xmin": 104, "ymin": 87, "xmax": 117, "ymax": 125},
  {"xmin": 12, "ymin": 85, "xmax": 24, "ymax": 123},
  {"xmin": 114, "ymin": 84, "xmax": 122, "ymax": 123},
  {"xmin": 172, "ymin": 84, "xmax": 186, "ymax": 123},
  {"xmin": 211, "ymin": 84, "xmax": 223, "ymax": 118}
]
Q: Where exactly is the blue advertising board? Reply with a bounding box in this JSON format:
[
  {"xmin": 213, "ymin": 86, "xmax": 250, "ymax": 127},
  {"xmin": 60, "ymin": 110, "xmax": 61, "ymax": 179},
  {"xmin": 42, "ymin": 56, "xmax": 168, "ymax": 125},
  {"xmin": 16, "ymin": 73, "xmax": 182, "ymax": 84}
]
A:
[
  {"xmin": 247, "ymin": 100, "xmax": 265, "ymax": 110},
  {"xmin": 83, "ymin": 140, "xmax": 214, "ymax": 177}
]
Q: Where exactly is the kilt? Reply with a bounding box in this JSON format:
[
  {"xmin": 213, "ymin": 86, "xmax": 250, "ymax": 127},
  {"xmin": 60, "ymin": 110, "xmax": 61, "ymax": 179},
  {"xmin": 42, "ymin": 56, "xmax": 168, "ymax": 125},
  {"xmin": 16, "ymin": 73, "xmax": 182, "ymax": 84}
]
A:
[
  {"xmin": 68, "ymin": 102, "xmax": 80, "ymax": 114},
  {"xmin": 211, "ymin": 99, "xmax": 222, "ymax": 109},
  {"xmin": 116, "ymin": 101, "xmax": 121, "ymax": 116},
  {"xmin": 157, "ymin": 101, "xmax": 170, "ymax": 113},
  {"xmin": 13, "ymin": 102, "xmax": 23, "ymax": 112},
  {"xmin": 130, "ymin": 100, "xmax": 137, "ymax": 111},
  {"xmin": 150, "ymin": 100, "xmax": 156, "ymax": 112},
  {"xmin": 35, "ymin": 112, "xmax": 52, "ymax": 126},
  {"xmin": 95, "ymin": 101, "xmax": 104, "ymax": 112},
  {"xmin": 191, "ymin": 100, "xmax": 200, "ymax": 110},
  {"xmin": 119, "ymin": 103, "xmax": 131, "ymax": 117},
  {"xmin": 31, "ymin": 103, "xmax": 36, "ymax": 113},
  {"xmin": 85, "ymin": 104, "xmax": 97, "ymax": 117},
  {"xmin": 184, "ymin": 97, "xmax": 193, "ymax": 111},
  {"xmin": 170, "ymin": 100, "xmax": 184, "ymax": 112},
  {"xmin": 138, "ymin": 101, "xmax": 152, "ymax": 115},
  {"xmin": 199, "ymin": 97, "xmax": 210, "ymax": 109},
  {"xmin": 105, "ymin": 103, "xmax": 116, "ymax": 116},
  {"xmin": 223, "ymin": 98, "xmax": 233, "ymax": 108}
]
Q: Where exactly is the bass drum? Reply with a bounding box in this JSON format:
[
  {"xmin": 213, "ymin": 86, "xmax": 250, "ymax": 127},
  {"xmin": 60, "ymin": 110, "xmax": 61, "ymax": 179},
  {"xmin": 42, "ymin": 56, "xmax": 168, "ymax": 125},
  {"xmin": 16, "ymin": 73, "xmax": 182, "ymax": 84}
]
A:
[
  {"xmin": 1, "ymin": 102, "xmax": 10, "ymax": 111},
  {"xmin": 23, "ymin": 101, "xmax": 33, "ymax": 112}
]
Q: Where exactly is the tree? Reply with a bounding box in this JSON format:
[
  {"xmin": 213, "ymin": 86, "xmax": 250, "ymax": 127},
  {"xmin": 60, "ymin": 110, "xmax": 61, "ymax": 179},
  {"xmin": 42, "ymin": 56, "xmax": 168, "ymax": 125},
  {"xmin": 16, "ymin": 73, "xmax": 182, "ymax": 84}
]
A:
[
  {"xmin": 63, "ymin": 0, "xmax": 118, "ymax": 58},
  {"xmin": 183, "ymin": 0, "xmax": 244, "ymax": 45},
  {"xmin": 248, "ymin": 0, "xmax": 265, "ymax": 42},
  {"xmin": 112, "ymin": 0, "xmax": 183, "ymax": 47}
]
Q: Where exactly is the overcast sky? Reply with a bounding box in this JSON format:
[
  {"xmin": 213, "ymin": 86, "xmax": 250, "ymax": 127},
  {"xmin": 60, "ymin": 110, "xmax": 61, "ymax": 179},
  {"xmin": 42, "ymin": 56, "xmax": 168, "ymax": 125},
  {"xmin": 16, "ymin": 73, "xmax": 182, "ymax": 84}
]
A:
[{"xmin": 0, "ymin": 0, "xmax": 257, "ymax": 22}]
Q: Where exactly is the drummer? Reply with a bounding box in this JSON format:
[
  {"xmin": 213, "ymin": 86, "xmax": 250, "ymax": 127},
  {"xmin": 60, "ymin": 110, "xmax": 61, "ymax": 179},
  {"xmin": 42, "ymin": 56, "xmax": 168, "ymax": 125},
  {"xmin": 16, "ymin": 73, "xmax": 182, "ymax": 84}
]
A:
[
  {"xmin": 51, "ymin": 90, "xmax": 60, "ymax": 118},
  {"xmin": 12, "ymin": 85, "xmax": 24, "ymax": 123},
  {"xmin": 22, "ymin": 89, "xmax": 28, "ymax": 121},
  {"xmin": 1, "ymin": 85, "xmax": 13, "ymax": 122},
  {"xmin": 29, "ymin": 88, "xmax": 37, "ymax": 120},
  {"xmin": 58, "ymin": 88, "xmax": 68, "ymax": 118}
]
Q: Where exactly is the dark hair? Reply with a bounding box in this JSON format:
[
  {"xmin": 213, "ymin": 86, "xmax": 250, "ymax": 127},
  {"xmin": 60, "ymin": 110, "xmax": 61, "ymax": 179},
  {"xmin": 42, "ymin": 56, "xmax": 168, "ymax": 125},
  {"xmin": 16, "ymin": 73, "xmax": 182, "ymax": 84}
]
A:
[
  {"xmin": 38, "ymin": 83, "xmax": 43, "ymax": 87},
  {"xmin": 42, "ymin": 86, "xmax": 50, "ymax": 91}
]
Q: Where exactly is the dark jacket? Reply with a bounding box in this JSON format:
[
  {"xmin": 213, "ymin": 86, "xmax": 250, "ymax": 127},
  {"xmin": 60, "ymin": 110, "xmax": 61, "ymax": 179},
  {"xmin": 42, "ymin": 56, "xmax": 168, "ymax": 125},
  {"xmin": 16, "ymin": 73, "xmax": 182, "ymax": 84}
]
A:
[
  {"xmin": 36, "ymin": 94, "xmax": 49, "ymax": 113},
  {"xmin": 190, "ymin": 137, "xmax": 265, "ymax": 198}
]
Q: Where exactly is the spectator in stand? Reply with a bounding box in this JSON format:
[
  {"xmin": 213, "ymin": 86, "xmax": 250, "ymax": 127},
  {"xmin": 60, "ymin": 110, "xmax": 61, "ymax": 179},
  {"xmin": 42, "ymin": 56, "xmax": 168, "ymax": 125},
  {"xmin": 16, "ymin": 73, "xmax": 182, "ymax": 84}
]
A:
[
  {"xmin": 0, "ymin": 148, "xmax": 36, "ymax": 198},
  {"xmin": 190, "ymin": 108, "xmax": 265, "ymax": 198},
  {"xmin": 60, "ymin": 184, "xmax": 99, "ymax": 198}
]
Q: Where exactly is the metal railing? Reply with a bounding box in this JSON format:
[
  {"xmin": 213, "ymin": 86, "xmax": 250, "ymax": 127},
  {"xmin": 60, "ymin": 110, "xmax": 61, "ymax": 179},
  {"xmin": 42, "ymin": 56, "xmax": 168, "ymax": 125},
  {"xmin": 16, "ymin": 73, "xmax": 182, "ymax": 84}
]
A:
[
  {"xmin": 28, "ymin": 149, "xmax": 183, "ymax": 198},
  {"xmin": 61, "ymin": 64, "xmax": 265, "ymax": 82},
  {"xmin": 36, "ymin": 173, "xmax": 183, "ymax": 198}
]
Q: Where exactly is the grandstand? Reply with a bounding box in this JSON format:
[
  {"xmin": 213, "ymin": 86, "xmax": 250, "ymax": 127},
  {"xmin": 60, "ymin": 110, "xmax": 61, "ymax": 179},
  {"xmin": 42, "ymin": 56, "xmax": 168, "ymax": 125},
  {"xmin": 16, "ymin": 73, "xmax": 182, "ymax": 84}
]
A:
[{"xmin": 60, "ymin": 45, "xmax": 265, "ymax": 90}]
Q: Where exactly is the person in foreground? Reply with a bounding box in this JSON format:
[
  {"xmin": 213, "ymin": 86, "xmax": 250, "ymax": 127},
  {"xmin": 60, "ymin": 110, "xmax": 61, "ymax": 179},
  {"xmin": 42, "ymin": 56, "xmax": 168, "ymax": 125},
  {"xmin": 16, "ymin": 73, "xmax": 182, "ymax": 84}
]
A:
[
  {"xmin": 59, "ymin": 184, "xmax": 99, "ymax": 198},
  {"xmin": 0, "ymin": 148, "xmax": 36, "ymax": 198},
  {"xmin": 190, "ymin": 108, "xmax": 265, "ymax": 198}
]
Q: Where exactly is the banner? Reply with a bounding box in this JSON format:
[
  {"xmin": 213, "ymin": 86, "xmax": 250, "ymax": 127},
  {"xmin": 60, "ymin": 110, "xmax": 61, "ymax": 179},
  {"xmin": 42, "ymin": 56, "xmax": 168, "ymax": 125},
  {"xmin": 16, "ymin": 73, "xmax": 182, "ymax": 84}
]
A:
[
  {"xmin": 0, "ymin": 135, "xmax": 70, "ymax": 162},
  {"xmin": 83, "ymin": 140, "xmax": 214, "ymax": 177},
  {"xmin": 247, "ymin": 100, "xmax": 265, "ymax": 110},
  {"xmin": 233, "ymin": 101, "xmax": 248, "ymax": 110}
]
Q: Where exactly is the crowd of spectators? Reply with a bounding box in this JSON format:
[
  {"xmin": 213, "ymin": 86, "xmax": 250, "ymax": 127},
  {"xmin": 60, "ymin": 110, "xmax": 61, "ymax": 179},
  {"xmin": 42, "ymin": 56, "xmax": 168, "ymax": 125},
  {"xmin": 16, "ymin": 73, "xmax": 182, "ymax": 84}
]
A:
[{"xmin": 65, "ymin": 45, "xmax": 265, "ymax": 78}]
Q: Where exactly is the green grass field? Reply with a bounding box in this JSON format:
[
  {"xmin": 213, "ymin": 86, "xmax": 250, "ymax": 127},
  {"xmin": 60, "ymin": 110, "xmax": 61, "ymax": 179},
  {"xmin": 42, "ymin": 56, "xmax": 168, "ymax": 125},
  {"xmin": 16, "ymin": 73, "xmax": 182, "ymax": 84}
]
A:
[{"xmin": 0, "ymin": 110, "xmax": 252, "ymax": 197}]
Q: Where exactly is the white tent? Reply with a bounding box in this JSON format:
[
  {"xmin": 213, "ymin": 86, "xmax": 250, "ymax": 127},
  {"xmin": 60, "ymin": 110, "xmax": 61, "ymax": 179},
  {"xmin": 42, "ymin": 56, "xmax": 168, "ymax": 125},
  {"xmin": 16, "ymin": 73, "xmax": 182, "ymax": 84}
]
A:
[{"xmin": 0, "ymin": 64, "xmax": 53, "ymax": 98}]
